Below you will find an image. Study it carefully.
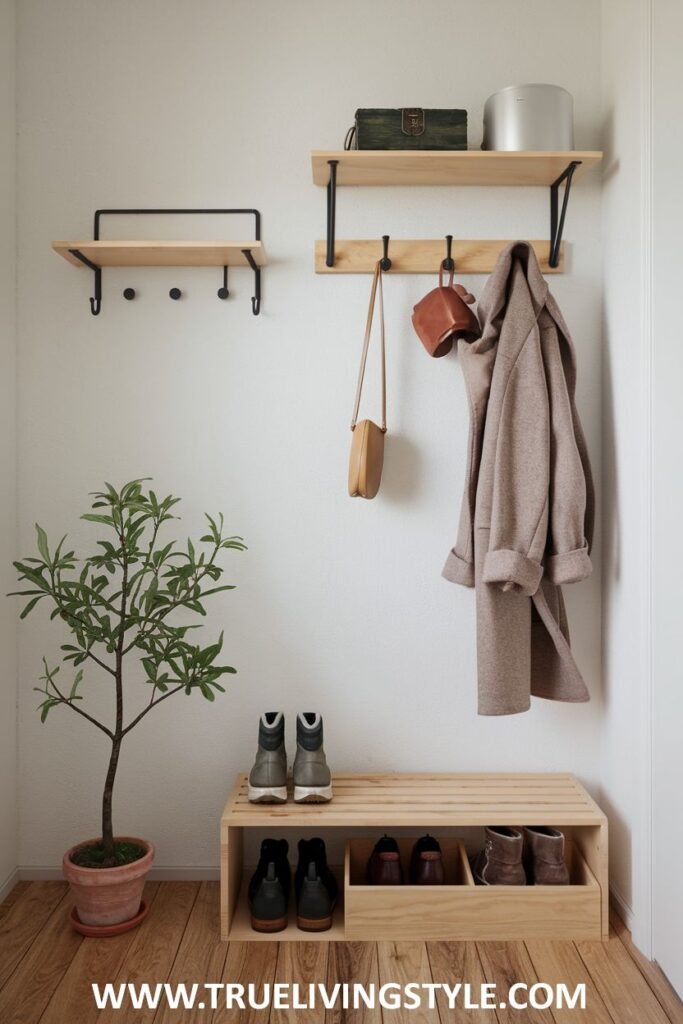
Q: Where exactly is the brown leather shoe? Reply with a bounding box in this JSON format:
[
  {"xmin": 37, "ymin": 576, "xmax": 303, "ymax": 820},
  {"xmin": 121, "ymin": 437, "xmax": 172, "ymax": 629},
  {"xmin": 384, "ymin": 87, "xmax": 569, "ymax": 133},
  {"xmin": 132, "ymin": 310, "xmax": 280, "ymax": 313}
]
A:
[
  {"xmin": 409, "ymin": 835, "xmax": 445, "ymax": 884},
  {"xmin": 367, "ymin": 835, "xmax": 403, "ymax": 885},
  {"xmin": 524, "ymin": 827, "xmax": 570, "ymax": 885},
  {"xmin": 471, "ymin": 826, "xmax": 526, "ymax": 885}
]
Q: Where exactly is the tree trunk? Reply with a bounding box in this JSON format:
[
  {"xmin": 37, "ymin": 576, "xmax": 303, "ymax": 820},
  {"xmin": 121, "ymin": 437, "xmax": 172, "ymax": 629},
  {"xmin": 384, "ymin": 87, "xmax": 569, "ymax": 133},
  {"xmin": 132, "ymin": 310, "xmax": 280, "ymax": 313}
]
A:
[
  {"xmin": 102, "ymin": 733, "xmax": 122, "ymax": 864},
  {"xmin": 103, "ymin": 522, "xmax": 127, "ymax": 866}
]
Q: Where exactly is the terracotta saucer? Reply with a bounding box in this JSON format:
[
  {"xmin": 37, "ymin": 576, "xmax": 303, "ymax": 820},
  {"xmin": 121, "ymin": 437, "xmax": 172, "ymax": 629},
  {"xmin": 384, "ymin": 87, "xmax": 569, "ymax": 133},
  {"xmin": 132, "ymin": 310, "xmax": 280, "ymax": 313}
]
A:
[{"xmin": 69, "ymin": 899, "xmax": 149, "ymax": 937}]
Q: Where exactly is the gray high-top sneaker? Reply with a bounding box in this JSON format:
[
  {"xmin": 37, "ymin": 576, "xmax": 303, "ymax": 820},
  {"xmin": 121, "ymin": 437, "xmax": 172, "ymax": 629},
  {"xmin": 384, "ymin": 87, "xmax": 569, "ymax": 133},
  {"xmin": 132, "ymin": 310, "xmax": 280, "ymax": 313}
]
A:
[
  {"xmin": 292, "ymin": 713, "xmax": 332, "ymax": 803},
  {"xmin": 248, "ymin": 712, "xmax": 287, "ymax": 804}
]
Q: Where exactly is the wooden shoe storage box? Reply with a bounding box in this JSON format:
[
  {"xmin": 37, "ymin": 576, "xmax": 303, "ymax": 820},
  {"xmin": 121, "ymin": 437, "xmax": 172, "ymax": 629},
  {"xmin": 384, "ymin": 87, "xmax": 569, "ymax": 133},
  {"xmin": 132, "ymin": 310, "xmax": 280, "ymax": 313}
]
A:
[{"xmin": 220, "ymin": 773, "xmax": 608, "ymax": 942}]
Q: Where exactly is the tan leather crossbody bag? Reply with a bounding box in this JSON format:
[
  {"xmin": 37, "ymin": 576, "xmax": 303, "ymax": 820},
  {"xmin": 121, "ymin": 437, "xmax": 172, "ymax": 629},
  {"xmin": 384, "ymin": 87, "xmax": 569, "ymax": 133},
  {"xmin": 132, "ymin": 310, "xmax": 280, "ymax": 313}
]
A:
[{"xmin": 348, "ymin": 262, "xmax": 386, "ymax": 499}]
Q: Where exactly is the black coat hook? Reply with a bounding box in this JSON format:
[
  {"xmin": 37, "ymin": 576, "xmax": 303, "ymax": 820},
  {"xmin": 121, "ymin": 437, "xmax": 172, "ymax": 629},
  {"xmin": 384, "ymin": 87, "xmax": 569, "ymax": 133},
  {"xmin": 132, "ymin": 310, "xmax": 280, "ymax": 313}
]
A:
[
  {"xmin": 379, "ymin": 234, "xmax": 392, "ymax": 271},
  {"xmin": 169, "ymin": 287, "xmax": 182, "ymax": 300},
  {"xmin": 123, "ymin": 287, "xmax": 136, "ymax": 300},
  {"xmin": 217, "ymin": 266, "xmax": 229, "ymax": 300},
  {"xmin": 442, "ymin": 234, "xmax": 455, "ymax": 272}
]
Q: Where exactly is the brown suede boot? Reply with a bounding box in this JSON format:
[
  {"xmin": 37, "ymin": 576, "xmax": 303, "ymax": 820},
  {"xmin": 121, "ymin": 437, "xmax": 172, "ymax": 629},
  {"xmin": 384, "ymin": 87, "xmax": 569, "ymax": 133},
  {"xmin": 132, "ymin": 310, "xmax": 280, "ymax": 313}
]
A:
[
  {"xmin": 471, "ymin": 826, "xmax": 526, "ymax": 885},
  {"xmin": 524, "ymin": 827, "xmax": 570, "ymax": 885}
]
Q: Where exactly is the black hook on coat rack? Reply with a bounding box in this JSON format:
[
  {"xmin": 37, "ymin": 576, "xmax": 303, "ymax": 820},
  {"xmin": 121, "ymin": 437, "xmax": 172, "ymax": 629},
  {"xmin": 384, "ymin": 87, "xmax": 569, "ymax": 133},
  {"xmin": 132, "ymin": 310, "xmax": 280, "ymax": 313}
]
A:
[
  {"xmin": 442, "ymin": 235, "xmax": 455, "ymax": 272},
  {"xmin": 379, "ymin": 235, "xmax": 392, "ymax": 271},
  {"xmin": 217, "ymin": 266, "xmax": 229, "ymax": 300}
]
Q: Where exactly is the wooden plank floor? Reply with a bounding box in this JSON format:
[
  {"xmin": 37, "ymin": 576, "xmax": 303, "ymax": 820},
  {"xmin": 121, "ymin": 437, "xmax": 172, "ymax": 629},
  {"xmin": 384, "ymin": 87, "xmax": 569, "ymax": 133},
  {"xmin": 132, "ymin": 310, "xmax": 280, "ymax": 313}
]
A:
[{"xmin": 0, "ymin": 882, "xmax": 680, "ymax": 1024}]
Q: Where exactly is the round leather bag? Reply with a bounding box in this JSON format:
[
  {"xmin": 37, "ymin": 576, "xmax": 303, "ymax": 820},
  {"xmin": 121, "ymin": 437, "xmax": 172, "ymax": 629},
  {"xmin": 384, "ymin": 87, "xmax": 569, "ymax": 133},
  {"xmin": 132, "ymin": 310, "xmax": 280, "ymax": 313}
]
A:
[{"xmin": 348, "ymin": 419, "xmax": 385, "ymax": 499}]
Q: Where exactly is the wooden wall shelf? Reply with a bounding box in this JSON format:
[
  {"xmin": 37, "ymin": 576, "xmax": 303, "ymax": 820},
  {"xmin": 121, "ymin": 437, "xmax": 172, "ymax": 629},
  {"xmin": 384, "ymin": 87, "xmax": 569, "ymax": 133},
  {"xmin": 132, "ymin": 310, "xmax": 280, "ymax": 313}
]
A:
[
  {"xmin": 220, "ymin": 772, "xmax": 609, "ymax": 943},
  {"xmin": 311, "ymin": 150, "xmax": 603, "ymax": 187},
  {"xmin": 52, "ymin": 240, "xmax": 267, "ymax": 268},
  {"xmin": 312, "ymin": 149, "xmax": 603, "ymax": 272},
  {"xmin": 53, "ymin": 207, "xmax": 265, "ymax": 315}
]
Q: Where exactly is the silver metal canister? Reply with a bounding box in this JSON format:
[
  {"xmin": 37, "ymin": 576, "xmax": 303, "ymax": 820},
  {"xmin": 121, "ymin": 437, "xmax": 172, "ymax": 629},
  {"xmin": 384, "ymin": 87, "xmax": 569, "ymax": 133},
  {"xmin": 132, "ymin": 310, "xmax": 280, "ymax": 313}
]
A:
[{"xmin": 482, "ymin": 84, "xmax": 574, "ymax": 151}]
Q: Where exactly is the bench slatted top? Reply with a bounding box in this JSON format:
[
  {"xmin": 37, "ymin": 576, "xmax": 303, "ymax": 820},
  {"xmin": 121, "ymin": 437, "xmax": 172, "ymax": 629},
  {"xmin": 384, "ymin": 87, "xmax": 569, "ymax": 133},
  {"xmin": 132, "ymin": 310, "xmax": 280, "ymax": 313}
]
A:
[{"xmin": 222, "ymin": 773, "xmax": 606, "ymax": 827}]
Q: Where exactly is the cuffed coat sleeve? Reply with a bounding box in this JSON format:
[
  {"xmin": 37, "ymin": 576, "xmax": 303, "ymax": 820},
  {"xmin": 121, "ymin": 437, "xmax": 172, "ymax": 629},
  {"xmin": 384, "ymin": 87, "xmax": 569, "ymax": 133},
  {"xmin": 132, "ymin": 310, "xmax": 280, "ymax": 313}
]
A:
[{"xmin": 481, "ymin": 320, "xmax": 550, "ymax": 597}]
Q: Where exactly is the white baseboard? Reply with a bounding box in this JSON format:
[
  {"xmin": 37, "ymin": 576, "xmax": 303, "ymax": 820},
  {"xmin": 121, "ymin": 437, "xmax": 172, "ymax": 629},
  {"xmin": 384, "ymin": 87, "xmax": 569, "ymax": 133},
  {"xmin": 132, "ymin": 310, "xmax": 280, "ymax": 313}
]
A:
[
  {"xmin": 610, "ymin": 883, "xmax": 635, "ymax": 932},
  {"xmin": 18, "ymin": 865, "xmax": 220, "ymax": 882},
  {"xmin": 0, "ymin": 868, "xmax": 20, "ymax": 904}
]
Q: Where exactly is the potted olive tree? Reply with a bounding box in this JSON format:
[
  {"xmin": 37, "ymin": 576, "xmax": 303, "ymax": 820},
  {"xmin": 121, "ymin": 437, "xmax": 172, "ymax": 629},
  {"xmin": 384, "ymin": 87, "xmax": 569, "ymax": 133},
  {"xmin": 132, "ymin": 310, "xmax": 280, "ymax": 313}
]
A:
[{"xmin": 11, "ymin": 479, "xmax": 245, "ymax": 936}]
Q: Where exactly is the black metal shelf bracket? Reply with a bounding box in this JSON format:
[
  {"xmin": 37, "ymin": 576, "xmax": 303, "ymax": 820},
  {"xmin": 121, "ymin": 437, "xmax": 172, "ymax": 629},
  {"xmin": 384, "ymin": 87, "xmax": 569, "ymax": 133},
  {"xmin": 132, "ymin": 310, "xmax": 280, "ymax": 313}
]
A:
[
  {"xmin": 68, "ymin": 248, "xmax": 102, "ymax": 315},
  {"xmin": 549, "ymin": 161, "xmax": 581, "ymax": 269},
  {"xmin": 72, "ymin": 208, "xmax": 263, "ymax": 315},
  {"xmin": 326, "ymin": 160, "xmax": 339, "ymax": 267},
  {"xmin": 240, "ymin": 249, "xmax": 261, "ymax": 315}
]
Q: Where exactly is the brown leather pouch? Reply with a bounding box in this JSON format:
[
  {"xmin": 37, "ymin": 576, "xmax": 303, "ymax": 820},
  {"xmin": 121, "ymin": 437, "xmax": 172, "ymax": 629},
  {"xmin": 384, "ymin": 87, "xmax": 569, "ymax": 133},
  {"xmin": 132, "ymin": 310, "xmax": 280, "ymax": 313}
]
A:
[
  {"xmin": 348, "ymin": 262, "xmax": 386, "ymax": 499},
  {"xmin": 412, "ymin": 267, "xmax": 480, "ymax": 357}
]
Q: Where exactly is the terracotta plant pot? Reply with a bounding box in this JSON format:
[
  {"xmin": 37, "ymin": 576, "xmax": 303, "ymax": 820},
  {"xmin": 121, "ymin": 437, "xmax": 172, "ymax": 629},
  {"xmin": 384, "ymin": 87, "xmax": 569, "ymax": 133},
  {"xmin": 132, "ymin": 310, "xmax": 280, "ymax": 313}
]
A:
[{"xmin": 62, "ymin": 836, "xmax": 155, "ymax": 931}]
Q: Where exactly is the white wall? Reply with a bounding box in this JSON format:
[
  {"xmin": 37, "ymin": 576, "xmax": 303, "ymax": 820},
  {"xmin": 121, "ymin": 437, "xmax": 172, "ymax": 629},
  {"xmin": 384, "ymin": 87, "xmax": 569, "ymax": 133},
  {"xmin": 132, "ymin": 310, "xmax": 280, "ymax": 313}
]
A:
[
  {"xmin": 16, "ymin": 0, "xmax": 603, "ymax": 870},
  {"xmin": 651, "ymin": 0, "xmax": 683, "ymax": 994},
  {"xmin": 0, "ymin": 0, "xmax": 18, "ymax": 897},
  {"xmin": 599, "ymin": 0, "xmax": 651, "ymax": 943}
]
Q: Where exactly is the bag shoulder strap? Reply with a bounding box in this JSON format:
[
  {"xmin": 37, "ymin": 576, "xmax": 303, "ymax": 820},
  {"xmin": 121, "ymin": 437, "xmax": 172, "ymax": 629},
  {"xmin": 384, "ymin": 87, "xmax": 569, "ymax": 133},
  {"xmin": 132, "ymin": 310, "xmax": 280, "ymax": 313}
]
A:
[{"xmin": 351, "ymin": 261, "xmax": 386, "ymax": 432}]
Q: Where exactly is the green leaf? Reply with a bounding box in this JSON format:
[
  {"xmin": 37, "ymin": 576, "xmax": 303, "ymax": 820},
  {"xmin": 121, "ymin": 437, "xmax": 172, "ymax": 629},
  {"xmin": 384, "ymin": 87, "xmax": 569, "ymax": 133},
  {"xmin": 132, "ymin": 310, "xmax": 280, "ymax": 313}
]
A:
[
  {"xmin": 69, "ymin": 670, "xmax": 83, "ymax": 700},
  {"xmin": 142, "ymin": 657, "xmax": 157, "ymax": 681},
  {"xmin": 81, "ymin": 513, "xmax": 115, "ymax": 525},
  {"xmin": 35, "ymin": 524, "xmax": 50, "ymax": 563},
  {"xmin": 20, "ymin": 595, "xmax": 44, "ymax": 619}
]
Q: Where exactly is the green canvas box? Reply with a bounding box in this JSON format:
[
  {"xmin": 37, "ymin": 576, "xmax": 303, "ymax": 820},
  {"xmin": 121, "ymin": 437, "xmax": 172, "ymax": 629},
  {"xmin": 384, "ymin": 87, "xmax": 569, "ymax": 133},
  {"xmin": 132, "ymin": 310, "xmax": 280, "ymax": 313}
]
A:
[{"xmin": 346, "ymin": 107, "xmax": 468, "ymax": 150}]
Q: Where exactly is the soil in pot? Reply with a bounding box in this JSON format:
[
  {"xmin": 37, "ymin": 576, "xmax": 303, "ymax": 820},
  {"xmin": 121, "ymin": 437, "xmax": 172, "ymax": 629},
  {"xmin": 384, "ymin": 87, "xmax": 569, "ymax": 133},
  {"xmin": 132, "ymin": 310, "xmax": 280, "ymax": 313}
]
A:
[{"xmin": 69, "ymin": 840, "xmax": 147, "ymax": 869}]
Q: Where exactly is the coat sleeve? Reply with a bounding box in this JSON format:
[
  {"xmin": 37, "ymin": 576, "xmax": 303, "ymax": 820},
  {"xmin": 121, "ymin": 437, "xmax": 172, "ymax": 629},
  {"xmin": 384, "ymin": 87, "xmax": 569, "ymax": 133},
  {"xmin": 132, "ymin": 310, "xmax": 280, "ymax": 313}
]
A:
[
  {"xmin": 482, "ymin": 323, "xmax": 550, "ymax": 597},
  {"xmin": 540, "ymin": 322, "xmax": 592, "ymax": 585}
]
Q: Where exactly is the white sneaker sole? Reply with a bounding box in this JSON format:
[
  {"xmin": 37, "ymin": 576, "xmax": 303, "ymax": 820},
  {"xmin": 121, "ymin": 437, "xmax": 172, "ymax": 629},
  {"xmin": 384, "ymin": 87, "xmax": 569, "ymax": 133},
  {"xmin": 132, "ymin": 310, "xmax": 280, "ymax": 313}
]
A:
[
  {"xmin": 293, "ymin": 784, "xmax": 333, "ymax": 804},
  {"xmin": 248, "ymin": 785, "xmax": 287, "ymax": 804}
]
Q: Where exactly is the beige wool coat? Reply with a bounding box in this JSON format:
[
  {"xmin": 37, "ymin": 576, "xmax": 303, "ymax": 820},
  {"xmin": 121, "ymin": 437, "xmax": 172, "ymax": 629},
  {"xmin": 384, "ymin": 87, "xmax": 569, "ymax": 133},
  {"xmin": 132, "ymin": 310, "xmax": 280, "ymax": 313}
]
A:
[{"xmin": 443, "ymin": 242, "xmax": 594, "ymax": 715}]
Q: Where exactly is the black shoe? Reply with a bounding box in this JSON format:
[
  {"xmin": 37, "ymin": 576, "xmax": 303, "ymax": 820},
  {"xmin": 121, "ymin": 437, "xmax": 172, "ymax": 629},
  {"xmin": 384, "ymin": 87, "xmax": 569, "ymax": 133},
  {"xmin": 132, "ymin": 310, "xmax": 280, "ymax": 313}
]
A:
[
  {"xmin": 295, "ymin": 837, "xmax": 338, "ymax": 932},
  {"xmin": 248, "ymin": 838, "xmax": 291, "ymax": 932}
]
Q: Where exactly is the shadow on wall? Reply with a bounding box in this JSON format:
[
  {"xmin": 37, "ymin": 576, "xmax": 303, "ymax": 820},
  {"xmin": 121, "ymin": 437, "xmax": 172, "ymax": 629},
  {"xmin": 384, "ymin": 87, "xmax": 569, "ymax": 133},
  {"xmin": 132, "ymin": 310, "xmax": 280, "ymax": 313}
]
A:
[
  {"xmin": 381, "ymin": 433, "xmax": 423, "ymax": 503},
  {"xmin": 601, "ymin": 312, "xmax": 621, "ymax": 703},
  {"xmin": 596, "ymin": 785, "xmax": 632, "ymax": 919}
]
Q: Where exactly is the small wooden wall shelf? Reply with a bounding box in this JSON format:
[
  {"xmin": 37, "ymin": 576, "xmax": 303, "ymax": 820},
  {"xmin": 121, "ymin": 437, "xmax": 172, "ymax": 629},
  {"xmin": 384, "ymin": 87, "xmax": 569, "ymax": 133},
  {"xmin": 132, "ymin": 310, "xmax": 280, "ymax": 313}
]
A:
[
  {"xmin": 312, "ymin": 149, "xmax": 602, "ymax": 272},
  {"xmin": 220, "ymin": 772, "xmax": 608, "ymax": 943},
  {"xmin": 52, "ymin": 240, "xmax": 267, "ymax": 269},
  {"xmin": 52, "ymin": 207, "xmax": 265, "ymax": 315}
]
